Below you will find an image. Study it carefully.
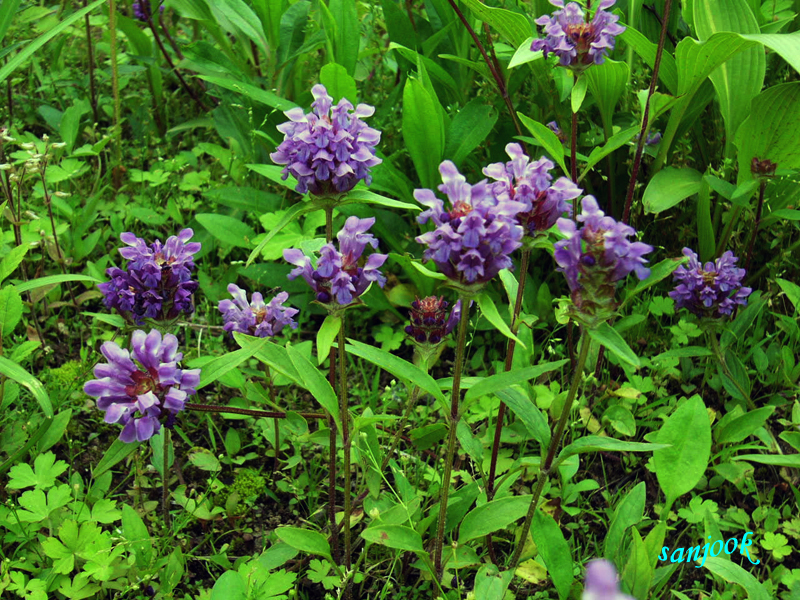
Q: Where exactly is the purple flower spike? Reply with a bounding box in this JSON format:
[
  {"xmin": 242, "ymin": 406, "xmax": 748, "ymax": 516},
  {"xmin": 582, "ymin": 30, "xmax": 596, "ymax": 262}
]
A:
[
  {"xmin": 405, "ymin": 296, "xmax": 462, "ymax": 345},
  {"xmin": 98, "ymin": 229, "xmax": 200, "ymax": 324},
  {"xmin": 531, "ymin": 0, "xmax": 625, "ymax": 71},
  {"xmin": 583, "ymin": 559, "xmax": 636, "ymax": 600},
  {"xmin": 554, "ymin": 197, "xmax": 652, "ymax": 323},
  {"xmin": 283, "ymin": 216, "xmax": 388, "ymax": 307},
  {"xmin": 415, "ymin": 161, "xmax": 526, "ymax": 287},
  {"xmin": 668, "ymin": 248, "xmax": 752, "ymax": 319},
  {"xmin": 484, "ymin": 143, "xmax": 581, "ymax": 236},
  {"xmin": 133, "ymin": 0, "xmax": 164, "ymax": 21},
  {"xmin": 270, "ymin": 84, "xmax": 382, "ymax": 196},
  {"xmin": 84, "ymin": 330, "xmax": 201, "ymax": 443},
  {"xmin": 219, "ymin": 285, "xmax": 299, "ymax": 338}
]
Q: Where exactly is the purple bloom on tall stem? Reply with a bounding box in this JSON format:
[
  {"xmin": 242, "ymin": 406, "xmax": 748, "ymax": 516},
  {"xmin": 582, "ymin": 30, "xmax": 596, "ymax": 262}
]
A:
[
  {"xmin": 133, "ymin": 0, "xmax": 164, "ymax": 21},
  {"xmin": 668, "ymin": 248, "xmax": 752, "ymax": 318},
  {"xmin": 531, "ymin": 0, "xmax": 625, "ymax": 71},
  {"xmin": 98, "ymin": 229, "xmax": 200, "ymax": 324},
  {"xmin": 84, "ymin": 330, "xmax": 201, "ymax": 443},
  {"xmin": 554, "ymin": 196, "xmax": 652, "ymax": 323},
  {"xmin": 270, "ymin": 84, "xmax": 382, "ymax": 196},
  {"xmin": 284, "ymin": 216, "xmax": 388, "ymax": 307},
  {"xmin": 218, "ymin": 285, "xmax": 299, "ymax": 337},
  {"xmin": 483, "ymin": 143, "xmax": 581, "ymax": 236},
  {"xmin": 583, "ymin": 559, "xmax": 636, "ymax": 600},
  {"xmin": 405, "ymin": 296, "xmax": 462, "ymax": 345},
  {"xmin": 415, "ymin": 161, "xmax": 526, "ymax": 287}
]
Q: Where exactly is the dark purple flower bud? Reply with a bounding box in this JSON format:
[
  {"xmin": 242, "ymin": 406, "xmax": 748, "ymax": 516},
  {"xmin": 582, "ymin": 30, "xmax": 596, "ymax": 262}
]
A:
[
  {"xmin": 284, "ymin": 216, "xmax": 388, "ymax": 308},
  {"xmin": 531, "ymin": 0, "xmax": 625, "ymax": 71},
  {"xmin": 218, "ymin": 285, "xmax": 299, "ymax": 338},
  {"xmin": 483, "ymin": 143, "xmax": 580, "ymax": 236},
  {"xmin": 133, "ymin": 0, "xmax": 165, "ymax": 22},
  {"xmin": 270, "ymin": 84, "xmax": 382, "ymax": 196},
  {"xmin": 405, "ymin": 296, "xmax": 462, "ymax": 346},
  {"xmin": 583, "ymin": 559, "xmax": 636, "ymax": 600},
  {"xmin": 554, "ymin": 197, "xmax": 652, "ymax": 324},
  {"xmin": 668, "ymin": 248, "xmax": 752, "ymax": 319},
  {"xmin": 750, "ymin": 157, "xmax": 777, "ymax": 179},
  {"xmin": 84, "ymin": 330, "xmax": 201, "ymax": 443}
]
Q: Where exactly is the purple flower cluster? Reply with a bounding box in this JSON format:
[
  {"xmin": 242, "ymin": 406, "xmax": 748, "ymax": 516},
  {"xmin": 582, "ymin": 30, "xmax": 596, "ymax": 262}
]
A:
[
  {"xmin": 270, "ymin": 84, "xmax": 382, "ymax": 196},
  {"xmin": 218, "ymin": 285, "xmax": 299, "ymax": 337},
  {"xmin": 554, "ymin": 197, "xmax": 652, "ymax": 321},
  {"xmin": 284, "ymin": 216, "xmax": 388, "ymax": 306},
  {"xmin": 405, "ymin": 296, "xmax": 462, "ymax": 345},
  {"xmin": 583, "ymin": 559, "xmax": 635, "ymax": 600},
  {"xmin": 669, "ymin": 248, "xmax": 752, "ymax": 318},
  {"xmin": 483, "ymin": 143, "xmax": 580, "ymax": 236},
  {"xmin": 84, "ymin": 330, "xmax": 201, "ymax": 443},
  {"xmin": 133, "ymin": 0, "xmax": 164, "ymax": 21},
  {"xmin": 634, "ymin": 130, "xmax": 662, "ymax": 146},
  {"xmin": 531, "ymin": 0, "xmax": 625, "ymax": 70},
  {"xmin": 98, "ymin": 229, "xmax": 200, "ymax": 324},
  {"xmin": 416, "ymin": 161, "xmax": 526, "ymax": 286}
]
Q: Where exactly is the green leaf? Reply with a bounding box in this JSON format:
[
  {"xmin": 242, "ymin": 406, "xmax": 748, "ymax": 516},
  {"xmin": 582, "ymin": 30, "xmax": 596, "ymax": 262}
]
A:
[
  {"xmin": 345, "ymin": 338, "xmax": 447, "ymax": 409},
  {"xmin": 342, "ymin": 189, "xmax": 420, "ymax": 211},
  {"xmin": 37, "ymin": 409, "xmax": 72, "ymax": 454},
  {"xmin": 517, "ymin": 112, "xmax": 568, "ymax": 176},
  {"xmin": 288, "ymin": 346, "xmax": 341, "ymax": 429},
  {"xmin": 403, "ymin": 78, "xmax": 443, "ymax": 190},
  {"xmin": 391, "ymin": 43, "xmax": 460, "ymax": 99},
  {"xmin": 642, "ymin": 167, "xmax": 704, "ymax": 214},
  {"xmin": 445, "ymin": 99, "xmax": 498, "ymax": 168},
  {"xmin": 197, "ymin": 337, "xmax": 269, "ymax": 390},
  {"xmin": 59, "ymin": 104, "xmax": 87, "ymax": 154},
  {"xmin": 733, "ymin": 454, "xmax": 800, "ymax": 468},
  {"xmin": 696, "ymin": 177, "xmax": 715, "ymax": 262},
  {"xmin": 83, "ymin": 312, "xmax": 127, "ymax": 329},
  {"xmin": 211, "ymin": 571, "xmax": 247, "ymax": 600},
  {"xmin": 475, "ymin": 564, "xmax": 515, "ymax": 600},
  {"xmin": 458, "ymin": 495, "xmax": 533, "ymax": 543},
  {"xmin": 558, "ymin": 436, "xmax": 669, "ymax": 464},
  {"xmin": 703, "ymin": 557, "xmax": 769, "ymax": 600},
  {"xmin": 320, "ymin": 62, "xmax": 358, "ymax": 104},
  {"xmin": 605, "ymin": 482, "xmax": 646, "ymax": 564},
  {"xmin": 0, "ymin": 244, "xmax": 29, "ymax": 284},
  {"xmin": 0, "ymin": 285, "xmax": 23, "ymax": 338},
  {"xmin": 495, "ymin": 387, "xmax": 550, "ymax": 449},
  {"xmin": 196, "ymin": 213, "xmax": 257, "ymax": 249},
  {"xmin": 617, "ymin": 28, "xmax": 679, "ymax": 94},
  {"xmin": 122, "ymin": 505, "xmax": 153, "ymax": 569},
  {"xmin": 621, "ymin": 528, "xmax": 652, "ymax": 600},
  {"xmin": 508, "ymin": 37, "xmax": 541, "ymax": 68},
  {"xmin": 14, "ymin": 274, "xmax": 100, "ymax": 294},
  {"xmin": 653, "ymin": 395, "xmax": 711, "ymax": 503},
  {"xmin": 477, "ymin": 292, "xmax": 525, "ymax": 348},
  {"xmin": 531, "ymin": 510, "xmax": 574, "ymax": 600},
  {"xmin": 0, "ymin": 0, "xmax": 22, "ymax": 44},
  {"xmin": 361, "ymin": 525, "xmax": 424, "ymax": 552},
  {"xmin": 465, "ymin": 360, "xmax": 568, "ymax": 404},
  {"xmin": 457, "ymin": 0, "xmax": 532, "ymax": 47},
  {"xmin": 317, "ymin": 315, "xmax": 342, "ymax": 365},
  {"xmin": 245, "ymin": 201, "xmax": 313, "ymax": 267},
  {"xmin": 578, "ymin": 126, "xmax": 639, "ymax": 181},
  {"xmin": 92, "ymin": 439, "xmax": 139, "ymax": 479},
  {"xmin": 717, "ymin": 406, "xmax": 775, "ymax": 444},
  {"xmin": 587, "ymin": 322, "xmax": 640, "ymax": 368},
  {"xmin": 570, "ymin": 74, "xmax": 588, "ymax": 113},
  {"xmin": 777, "ymin": 278, "xmax": 800, "ymax": 313},
  {"xmin": 621, "ymin": 257, "xmax": 685, "ymax": 309},
  {"xmin": 0, "ymin": 355, "xmax": 52, "ymax": 417},
  {"xmin": 0, "ymin": 0, "xmax": 106, "ymax": 86},
  {"xmin": 585, "ymin": 59, "xmax": 629, "ymax": 133},
  {"xmin": 327, "ymin": 0, "xmax": 359, "ymax": 75},
  {"xmin": 275, "ymin": 527, "xmax": 332, "ymax": 559},
  {"xmin": 7, "ymin": 452, "xmax": 68, "ymax": 490}
]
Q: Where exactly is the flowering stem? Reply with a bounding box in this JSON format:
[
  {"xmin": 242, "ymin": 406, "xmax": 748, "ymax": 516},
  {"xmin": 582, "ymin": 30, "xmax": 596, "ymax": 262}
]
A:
[
  {"xmin": 707, "ymin": 331, "xmax": 756, "ymax": 411},
  {"xmin": 433, "ymin": 294, "xmax": 470, "ymax": 581},
  {"xmin": 162, "ymin": 428, "xmax": 171, "ymax": 529},
  {"xmin": 83, "ymin": 0, "xmax": 99, "ymax": 124},
  {"xmin": 487, "ymin": 248, "xmax": 531, "ymax": 499},
  {"xmin": 621, "ymin": 0, "xmax": 672, "ymax": 225},
  {"xmin": 510, "ymin": 327, "xmax": 589, "ymax": 570},
  {"xmin": 743, "ymin": 180, "xmax": 767, "ymax": 274},
  {"xmin": 264, "ymin": 364, "xmax": 281, "ymax": 473},
  {"xmin": 571, "ymin": 110, "xmax": 578, "ymax": 185},
  {"xmin": 109, "ymin": 0, "xmax": 123, "ymax": 189},
  {"xmin": 338, "ymin": 316, "xmax": 353, "ymax": 572}
]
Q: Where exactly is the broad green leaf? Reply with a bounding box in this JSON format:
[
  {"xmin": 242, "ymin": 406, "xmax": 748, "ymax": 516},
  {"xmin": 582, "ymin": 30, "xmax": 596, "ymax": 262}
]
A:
[
  {"xmin": 245, "ymin": 201, "xmax": 313, "ymax": 267},
  {"xmin": 211, "ymin": 571, "xmax": 247, "ymax": 600},
  {"xmin": 477, "ymin": 292, "xmax": 525, "ymax": 348},
  {"xmin": 196, "ymin": 213, "xmax": 256, "ymax": 248},
  {"xmin": 208, "ymin": 0, "xmax": 268, "ymax": 55},
  {"xmin": 458, "ymin": 0, "xmax": 532, "ymax": 47},
  {"xmin": 517, "ymin": 112, "xmax": 568, "ymax": 176},
  {"xmin": 197, "ymin": 337, "xmax": 269, "ymax": 390},
  {"xmin": 36, "ymin": 409, "xmax": 72, "ymax": 454},
  {"xmin": 617, "ymin": 28, "xmax": 679, "ymax": 94},
  {"xmin": 733, "ymin": 454, "xmax": 800, "ymax": 468},
  {"xmin": 361, "ymin": 525, "xmax": 424, "ymax": 552},
  {"xmin": 391, "ymin": 43, "xmax": 460, "ymax": 99},
  {"xmin": 653, "ymin": 395, "xmax": 711, "ymax": 503},
  {"xmin": 288, "ymin": 346, "xmax": 341, "ymax": 429},
  {"xmin": 585, "ymin": 59, "xmax": 629, "ymax": 134},
  {"xmin": 579, "ymin": 126, "xmax": 639, "ymax": 181},
  {"xmin": 247, "ymin": 163, "xmax": 301, "ymax": 191},
  {"xmin": 777, "ymin": 278, "xmax": 800, "ymax": 313},
  {"xmin": 328, "ymin": 0, "xmax": 359, "ymax": 75},
  {"xmin": 403, "ymin": 78, "xmax": 443, "ymax": 189},
  {"xmin": 697, "ymin": 177, "xmax": 715, "ymax": 262},
  {"xmin": 703, "ymin": 557, "xmax": 768, "ymax": 600},
  {"xmin": 342, "ymin": 189, "xmax": 420, "ymax": 211},
  {"xmin": 244, "ymin": 336, "xmax": 301, "ymax": 383},
  {"xmin": 605, "ymin": 482, "xmax": 646, "ymax": 564},
  {"xmin": 587, "ymin": 322, "xmax": 640, "ymax": 368},
  {"xmin": 0, "ymin": 285, "xmax": 23, "ymax": 338},
  {"xmin": 508, "ymin": 37, "xmax": 541, "ymax": 68},
  {"xmin": 14, "ymin": 274, "xmax": 100, "ymax": 294},
  {"xmin": 59, "ymin": 103, "xmax": 87, "ymax": 154},
  {"xmin": 83, "ymin": 312, "xmax": 127, "ymax": 329},
  {"xmin": 93, "ymin": 439, "xmax": 139, "ymax": 479},
  {"xmin": 741, "ymin": 32, "xmax": 800, "ymax": 73},
  {"xmin": 719, "ymin": 349, "xmax": 751, "ymax": 402},
  {"xmin": 0, "ymin": 244, "xmax": 29, "ymax": 283},
  {"xmin": 458, "ymin": 495, "xmax": 533, "ymax": 543},
  {"xmin": 621, "ymin": 257, "xmax": 685, "ymax": 309},
  {"xmin": 495, "ymin": 387, "xmax": 551, "ymax": 449},
  {"xmin": 557, "ymin": 436, "xmax": 669, "ymax": 464},
  {"xmin": 531, "ymin": 510, "xmax": 573, "ymax": 600},
  {"xmin": 717, "ymin": 406, "xmax": 775, "ymax": 444},
  {"xmin": 0, "ymin": 356, "xmax": 52, "ymax": 417},
  {"xmin": 642, "ymin": 167, "xmax": 703, "ymax": 214},
  {"xmin": 445, "ymin": 99, "xmax": 498, "ymax": 168},
  {"xmin": 122, "ymin": 505, "xmax": 153, "ymax": 569},
  {"xmin": 316, "ymin": 315, "xmax": 342, "ymax": 365},
  {"xmin": 465, "ymin": 360, "xmax": 568, "ymax": 403},
  {"xmin": 275, "ymin": 527, "xmax": 332, "ymax": 559},
  {"xmin": 320, "ymin": 62, "xmax": 357, "ymax": 104},
  {"xmin": 621, "ymin": 529, "xmax": 652, "ymax": 600},
  {"xmin": 475, "ymin": 564, "xmax": 515, "ymax": 600}
]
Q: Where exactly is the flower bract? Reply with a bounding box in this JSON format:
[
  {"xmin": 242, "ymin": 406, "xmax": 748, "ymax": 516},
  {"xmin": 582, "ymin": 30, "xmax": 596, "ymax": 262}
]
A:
[{"xmin": 405, "ymin": 296, "xmax": 462, "ymax": 345}]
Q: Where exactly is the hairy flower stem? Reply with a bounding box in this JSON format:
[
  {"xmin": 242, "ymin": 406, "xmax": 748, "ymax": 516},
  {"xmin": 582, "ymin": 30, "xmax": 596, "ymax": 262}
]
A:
[
  {"xmin": 707, "ymin": 331, "xmax": 756, "ymax": 411},
  {"xmin": 264, "ymin": 364, "xmax": 281, "ymax": 473},
  {"xmin": 109, "ymin": 0, "xmax": 123, "ymax": 190},
  {"xmin": 381, "ymin": 385, "xmax": 422, "ymax": 473},
  {"xmin": 162, "ymin": 428, "xmax": 171, "ymax": 528},
  {"xmin": 83, "ymin": 0, "xmax": 99, "ymax": 124},
  {"xmin": 621, "ymin": 0, "xmax": 672, "ymax": 225},
  {"xmin": 571, "ymin": 110, "xmax": 578, "ymax": 185},
  {"xmin": 510, "ymin": 327, "xmax": 590, "ymax": 569},
  {"xmin": 338, "ymin": 318, "xmax": 353, "ymax": 574},
  {"xmin": 743, "ymin": 180, "xmax": 767, "ymax": 275},
  {"xmin": 434, "ymin": 295, "xmax": 470, "ymax": 581}
]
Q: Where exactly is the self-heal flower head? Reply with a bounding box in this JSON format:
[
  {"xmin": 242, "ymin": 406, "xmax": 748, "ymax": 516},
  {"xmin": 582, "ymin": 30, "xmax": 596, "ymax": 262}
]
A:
[
  {"xmin": 133, "ymin": 0, "xmax": 164, "ymax": 21},
  {"xmin": 416, "ymin": 161, "xmax": 526, "ymax": 287},
  {"xmin": 270, "ymin": 84, "xmax": 382, "ymax": 196},
  {"xmin": 284, "ymin": 216, "xmax": 388, "ymax": 307},
  {"xmin": 483, "ymin": 143, "xmax": 580, "ymax": 236},
  {"xmin": 219, "ymin": 285, "xmax": 299, "ymax": 338},
  {"xmin": 531, "ymin": 0, "xmax": 625, "ymax": 71},
  {"xmin": 84, "ymin": 330, "xmax": 201, "ymax": 443},
  {"xmin": 405, "ymin": 296, "xmax": 462, "ymax": 345},
  {"xmin": 668, "ymin": 248, "xmax": 752, "ymax": 319},
  {"xmin": 98, "ymin": 229, "xmax": 200, "ymax": 324},
  {"xmin": 582, "ymin": 559, "xmax": 636, "ymax": 600},
  {"xmin": 554, "ymin": 197, "xmax": 652, "ymax": 324}
]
